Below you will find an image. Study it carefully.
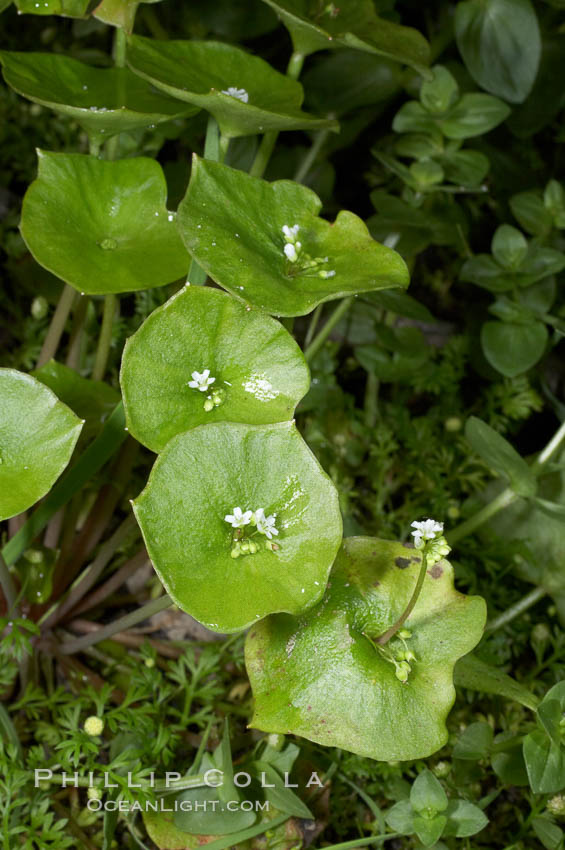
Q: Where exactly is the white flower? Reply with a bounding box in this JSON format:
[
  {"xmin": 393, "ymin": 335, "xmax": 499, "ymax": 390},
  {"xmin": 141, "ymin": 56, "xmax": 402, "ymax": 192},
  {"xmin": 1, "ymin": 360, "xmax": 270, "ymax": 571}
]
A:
[
  {"xmin": 225, "ymin": 507, "xmax": 253, "ymax": 528},
  {"xmin": 254, "ymin": 508, "xmax": 279, "ymax": 539},
  {"xmin": 221, "ymin": 87, "xmax": 249, "ymax": 103},
  {"xmin": 188, "ymin": 369, "xmax": 216, "ymax": 392},
  {"xmin": 282, "ymin": 224, "xmax": 300, "ymax": 243},
  {"xmin": 410, "ymin": 518, "xmax": 444, "ymax": 548},
  {"xmin": 284, "ymin": 243, "xmax": 298, "ymax": 262}
]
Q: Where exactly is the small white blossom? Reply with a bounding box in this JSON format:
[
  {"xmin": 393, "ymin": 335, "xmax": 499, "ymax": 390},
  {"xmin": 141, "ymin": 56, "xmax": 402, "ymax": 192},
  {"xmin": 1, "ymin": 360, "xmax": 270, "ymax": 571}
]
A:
[
  {"xmin": 225, "ymin": 507, "xmax": 253, "ymax": 528},
  {"xmin": 284, "ymin": 243, "xmax": 298, "ymax": 262},
  {"xmin": 188, "ymin": 369, "xmax": 216, "ymax": 392},
  {"xmin": 221, "ymin": 87, "xmax": 249, "ymax": 103},
  {"xmin": 254, "ymin": 508, "xmax": 279, "ymax": 539},
  {"xmin": 282, "ymin": 224, "xmax": 300, "ymax": 243},
  {"xmin": 411, "ymin": 518, "xmax": 444, "ymax": 548}
]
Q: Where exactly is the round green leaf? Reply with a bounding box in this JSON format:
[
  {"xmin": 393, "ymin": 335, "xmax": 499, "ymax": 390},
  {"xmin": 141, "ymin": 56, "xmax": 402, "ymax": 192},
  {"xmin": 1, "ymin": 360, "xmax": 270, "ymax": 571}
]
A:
[
  {"xmin": 133, "ymin": 421, "xmax": 342, "ymax": 633},
  {"xmin": 455, "ymin": 0, "xmax": 541, "ymax": 104},
  {"xmin": 121, "ymin": 286, "xmax": 310, "ymax": 452},
  {"xmin": 481, "ymin": 320, "xmax": 548, "ymax": 377},
  {"xmin": 126, "ymin": 35, "xmax": 338, "ymax": 139},
  {"xmin": 258, "ymin": 0, "xmax": 430, "ymax": 72},
  {"xmin": 245, "ymin": 537, "xmax": 486, "ymax": 761},
  {"xmin": 20, "ymin": 151, "xmax": 190, "ymax": 295},
  {"xmin": 177, "ymin": 157, "xmax": 409, "ymax": 317},
  {"xmin": 15, "ymin": 0, "xmax": 90, "ymax": 16},
  {"xmin": 0, "ymin": 52, "xmax": 197, "ymax": 146},
  {"xmin": 0, "ymin": 368, "xmax": 83, "ymax": 521}
]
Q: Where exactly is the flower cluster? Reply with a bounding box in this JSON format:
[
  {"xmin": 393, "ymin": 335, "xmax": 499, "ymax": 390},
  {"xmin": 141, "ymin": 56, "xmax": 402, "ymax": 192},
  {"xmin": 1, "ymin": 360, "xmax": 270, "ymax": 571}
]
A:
[
  {"xmin": 225, "ymin": 506, "xmax": 279, "ymax": 558},
  {"xmin": 410, "ymin": 518, "xmax": 450, "ymax": 565},
  {"xmin": 281, "ymin": 223, "xmax": 336, "ymax": 279},
  {"xmin": 221, "ymin": 86, "xmax": 249, "ymax": 103},
  {"xmin": 188, "ymin": 369, "xmax": 225, "ymax": 412},
  {"xmin": 373, "ymin": 628, "xmax": 417, "ymax": 684}
]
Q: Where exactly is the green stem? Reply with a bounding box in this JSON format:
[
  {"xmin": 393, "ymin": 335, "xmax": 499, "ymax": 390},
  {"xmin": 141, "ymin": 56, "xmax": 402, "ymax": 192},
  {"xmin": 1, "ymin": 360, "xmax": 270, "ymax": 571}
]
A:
[
  {"xmin": 65, "ymin": 293, "xmax": 89, "ymax": 370},
  {"xmin": 446, "ymin": 486, "xmax": 517, "ymax": 547},
  {"xmin": 286, "ymin": 51, "xmax": 305, "ymax": 80},
  {"xmin": 113, "ymin": 26, "xmax": 127, "ymax": 68},
  {"xmin": 36, "ymin": 285, "xmax": 76, "ymax": 368},
  {"xmin": 316, "ymin": 836, "xmax": 400, "ymax": 850},
  {"xmin": 304, "ymin": 304, "xmax": 323, "ymax": 349},
  {"xmin": 249, "ymin": 50, "xmax": 305, "ymax": 179},
  {"xmin": 59, "ymin": 594, "xmax": 173, "ymax": 654},
  {"xmin": 89, "ymin": 138, "xmax": 101, "ymax": 158},
  {"xmin": 486, "ymin": 586, "xmax": 547, "ymax": 633},
  {"xmin": 0, "ymin": 551, "xmax": 19, "ymax": 617},
  {"xmin": 219, "ymin": 133, "xmax": 230, "ymax": 163},
  {"xmin": 293, "ymin": 126, "xmax": 331, "ymax": 185},
  {"xmin": 43, "ymin": 771, "xmax": 209, "ymax": 793},
  {"xmin": 448, "ymin": 416, "xmax": 565, "ymax": 546},
  {"xmin": 304, "ymin": 297, "xmax": 353, "ymax": 362},
  {"xmin": 1, "ymin": 403, "xmax": 127, "ymax": 568},
  {"xmin": 187, "ymin": 116, "xmax": 222, "ymax": 285},
  {"xmin": 92, "ymin": 294, "xmax": 117, "ymax": 382},
  {"xmin": 377, "ymin": 550, "xmax": 428, "ymax": 645},
  {"xmin": 249, "ymin": 131, "xmax": 278, "ymax": 179},
  {"xmin": 533, "ymin": 417, "xmax": 565, "ymax": 467}
]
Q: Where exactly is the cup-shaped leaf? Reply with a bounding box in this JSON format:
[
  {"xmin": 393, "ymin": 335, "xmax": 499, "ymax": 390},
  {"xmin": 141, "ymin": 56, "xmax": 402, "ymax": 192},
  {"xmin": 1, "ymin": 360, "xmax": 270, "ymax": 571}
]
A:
[
  {"xmin": 0, "ymin": 52, "xmax": 197, "ymax": 145},
  {"xmin": 0, "ymin": 369, "xmax": 83, "ymax": 520},
  {"xmin": 177, "ymin": 157, "xmax": 409, "ymax": 317},
  {"xmin": 258, "ymin": 0, "xmax": 430, "ymax": 72},
  {"xmin": 246, "ymin": 537, "xmax": 486, "ymax": 760},
  {"xmin": 133, "ymin": 421, "xmax": 342, "ymax": 632},
  {"xmin": 15, "ymin": 0, "xmax": 90, "ymax": 16},
  {"xmin": 94, "ymin": 0, "xmax": 164, "ymax": 32},
  {"xmin": 20, "ymin": 151, "xmax": 190, "ymax": 295},
  {"xmin": 126, "ymin": 35, "xmax": 338, "ymax": 139},
  {"xmin": 120, "ymin": 286, "xmax": 310, "ymax": 452}
]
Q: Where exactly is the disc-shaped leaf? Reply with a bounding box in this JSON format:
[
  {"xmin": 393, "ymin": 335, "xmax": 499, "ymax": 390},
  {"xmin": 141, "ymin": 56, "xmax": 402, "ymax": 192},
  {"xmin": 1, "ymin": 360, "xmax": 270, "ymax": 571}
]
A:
[
  {"xmin": 120, "ymin": 286, "xmax": 310, "ymax": 452},
  {"xmin": 258, "ymin": 0, "xmax": 430, "ymax": 72},
  {"xmin": 0, "ymin": 369, "xmax": 83, "ymax": 521},
  {"xmin": 15, "ymin": 0, "xmax": 90, "ymax": 16},
  {"xmin": 133, "ymin": 421, "xmax": 342, "ymax": 633},
  {"xmin": 0, "ymin": 52, "xmax": 197, "ymax": 145},
  {"xmin": 246, "ymin": 536, "xmax": 486, "ymax": 761},
  {"xmin": 126, "ymin": 35, "xmax": 338, "ymax": 139},
  {"xmin": 20, "ymin": 151, "xmax": 190, "ymax": 295},
  {"xmin": 177, "ymin": 157, "xmax": 409, "ymax": 317}
]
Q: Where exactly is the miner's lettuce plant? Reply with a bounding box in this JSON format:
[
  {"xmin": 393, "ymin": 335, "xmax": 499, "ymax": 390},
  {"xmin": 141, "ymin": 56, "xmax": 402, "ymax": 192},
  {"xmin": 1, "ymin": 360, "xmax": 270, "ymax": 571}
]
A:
[{"xmin": 2, "ymin": 0, "xmax": 565, "ymax": 847}]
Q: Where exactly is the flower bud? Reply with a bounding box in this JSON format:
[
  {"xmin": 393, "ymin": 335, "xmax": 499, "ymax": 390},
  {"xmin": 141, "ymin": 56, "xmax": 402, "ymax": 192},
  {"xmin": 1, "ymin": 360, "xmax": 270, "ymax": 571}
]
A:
[
  {"xmin": 87, "ymin": 786, "xmax": 102, "ymax": 801},
  {"xmin": 444, "ymin": 416, "xmax": 462, "ymax": 432},
  {"xmin": 84, "ymin": 716, "xmax": 104, "ymax": 736},
  {"xmin": 31, "ymin": 296, "xmax": 49, "ymax": 320},
  {"xmin": 547, "ymin": 794, "xmax": 565, "ymax": 817},
  {"xmin": 203, "ymin": 398, "xmax": 214, "ymax": 412}
]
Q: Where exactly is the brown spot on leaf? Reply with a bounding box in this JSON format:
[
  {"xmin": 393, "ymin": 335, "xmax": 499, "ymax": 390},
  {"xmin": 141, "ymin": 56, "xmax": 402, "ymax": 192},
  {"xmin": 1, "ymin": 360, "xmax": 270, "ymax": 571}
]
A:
[
  {"xmin": 395, "ymin": 557, "xmax": 411, "ymax": 569},
  {"xmin": 403, "ymin": 541, "xmax": 415, "ymax": 549},
  {"xmin": 428, "ymin": 565, "xmax": 443, "ymax": 579}
]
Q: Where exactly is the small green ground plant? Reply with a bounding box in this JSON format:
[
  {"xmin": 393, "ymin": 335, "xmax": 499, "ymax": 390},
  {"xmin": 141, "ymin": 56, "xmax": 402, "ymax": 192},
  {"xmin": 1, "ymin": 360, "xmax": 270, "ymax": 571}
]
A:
[{"xmin": 1, "ymin": 1, "xmax": 565, "ymax": 848}]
